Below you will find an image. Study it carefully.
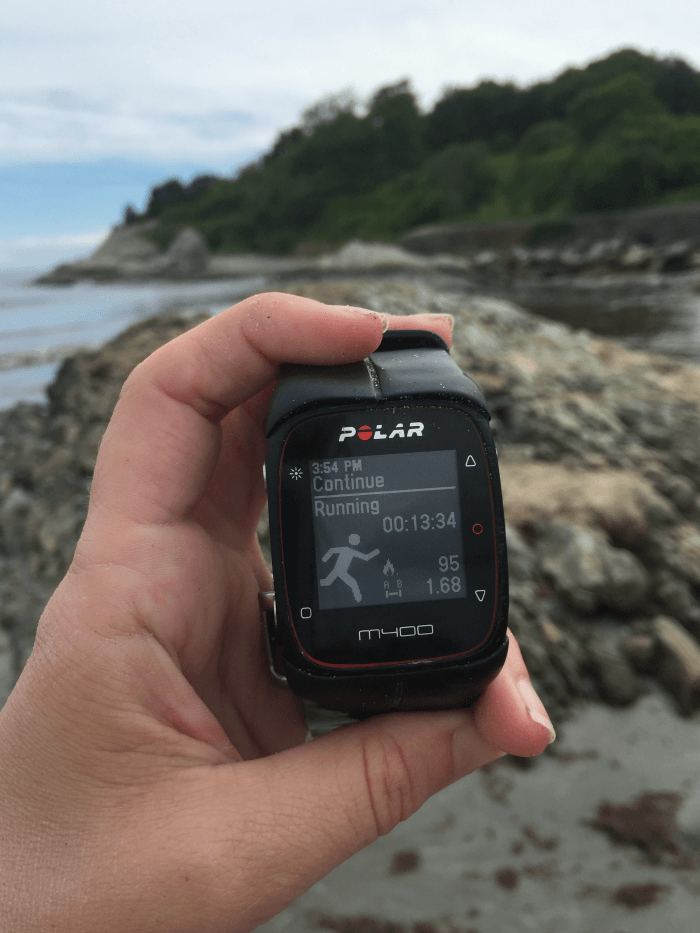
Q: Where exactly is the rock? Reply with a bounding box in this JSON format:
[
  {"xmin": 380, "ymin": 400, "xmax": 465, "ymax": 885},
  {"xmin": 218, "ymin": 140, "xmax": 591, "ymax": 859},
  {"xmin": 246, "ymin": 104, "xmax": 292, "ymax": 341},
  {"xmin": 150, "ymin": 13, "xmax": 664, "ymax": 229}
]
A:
[
  {"xmin": 652, "ymin": 615, "xmax": 700, "ymax": 715},
  {"xmin": 318, "ymin": 239, "xmax": 432, "ymax": 273},
  {"xmin": 0, "ymin": 311, "xmax": 209, "ymax": 676},
  {"xmin": 401, "ymin": 202, "xmax": 700, "ymax": 268},
  {"xmin": 89, "ymin": 221, "xmax": 161, "ymax": 265},
  {"xmin": 585, "ymin": 640, "xmax": 644, "ymax": 706},
  {"xmin": 649, "ymin": 524, "xmax": 700, "ymax": 588},
  {"xmin": 4, "ymin": 273, "xmax": 700, "ymax": 727},
  {"xmin": 585, "ymin": 238, "xmax": 624, "ymax": 266},
  {"xmin": 153, "ymin": 227, "xmax": 210, "ymax": 277},
  {"xmin": 37, "ymin": 222, "xmax": 212, "ymax": 283},
  {"xmin": 622, "ymin": 633, "xmax": 657, "ymax": 674},
  {"xmin": 651, "ymin": 572, "xmax": 700, "ymax": 640},
  {"xmin": 500, "ymin": 464, "xmax": 674, "ymax": 547},
  {"xmin": 0, "ymin": 626, "xmax": 13, "ymax": 708},
  {"xmin": 36, "ymin": 221, "xmax": 162, "ymax": 283},
  {"xmin": 619, "ymin": 243, "xmax": 655, "ymax": 270},
  {"xmin": 473, "ymin": 249, "xmax": 498, "ymax": 269},
  {"xmin": 559, "ymin": 247, "xmax": 585, "ymax": 270},
  {"xmin": 505, "ymin": 523, "xmax": 535, "ymax": 581},
  {"xmin": 538, "ymin": 524, "xmax": 648, "ymax": 615},
  {"xmin": 539, "ymin": 619, "xmax": 565, "ymax": 645},
  {"xmin": 659, "ymin": 240, "xmax": 693, "ymax": 273},
  {"xmin": 207, "ymin": 253, "xmax": 316, "ymax": 278}
]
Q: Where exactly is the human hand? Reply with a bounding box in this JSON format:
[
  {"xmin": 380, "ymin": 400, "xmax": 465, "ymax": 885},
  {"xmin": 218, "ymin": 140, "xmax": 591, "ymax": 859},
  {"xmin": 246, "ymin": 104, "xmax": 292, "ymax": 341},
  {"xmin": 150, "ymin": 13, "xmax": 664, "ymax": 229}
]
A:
[{"xmin": 0, "ymin": 293, "xmax": 554, "ymax": 932}]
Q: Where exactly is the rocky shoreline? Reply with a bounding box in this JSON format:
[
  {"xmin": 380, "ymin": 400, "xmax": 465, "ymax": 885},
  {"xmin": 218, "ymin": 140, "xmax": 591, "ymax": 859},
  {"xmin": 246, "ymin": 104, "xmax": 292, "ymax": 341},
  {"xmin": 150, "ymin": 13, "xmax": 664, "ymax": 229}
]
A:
[
  {"xmin": 36, "ymin": 224, "xmax": 475, "ymax": 286},
  {"xmin": 36, "ymin": 223, "xmax": 700, "ymax": 367},
  {"xmin": 2, "ymin": 276, "xmax": 700, "ymax": 727},
  {"xmin": 36, "ymin": 196, "xmax": 700, "ymax": 291}
]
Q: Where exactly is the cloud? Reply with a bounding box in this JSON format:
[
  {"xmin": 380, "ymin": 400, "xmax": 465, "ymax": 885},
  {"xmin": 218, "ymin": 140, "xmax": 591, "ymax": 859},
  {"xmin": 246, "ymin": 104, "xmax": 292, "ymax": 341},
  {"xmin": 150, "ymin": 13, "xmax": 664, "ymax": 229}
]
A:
[
  {"xmin": 0, "ymin": 92, "xmax": 269, "ymax": 165},
  {"xmin": 3, "ymin": 0, "xmax": 700, "ymax": 168},
  {"xmin": 0, "ymin": 230, "xmax": 107, "ymax": 272}
]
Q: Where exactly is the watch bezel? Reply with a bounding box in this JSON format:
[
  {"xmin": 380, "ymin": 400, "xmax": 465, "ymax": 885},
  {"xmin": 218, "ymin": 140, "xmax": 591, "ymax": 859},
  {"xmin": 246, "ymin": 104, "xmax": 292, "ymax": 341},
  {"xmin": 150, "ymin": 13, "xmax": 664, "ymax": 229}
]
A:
[{"xmin": 267, "ymin": 398, "xmax": 508, "ymax": 677}]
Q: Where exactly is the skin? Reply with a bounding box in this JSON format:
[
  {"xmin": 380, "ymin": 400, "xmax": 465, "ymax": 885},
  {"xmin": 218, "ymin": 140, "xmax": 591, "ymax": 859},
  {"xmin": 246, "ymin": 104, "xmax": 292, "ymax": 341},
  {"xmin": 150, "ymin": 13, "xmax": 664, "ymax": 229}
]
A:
[{"xmin": 0, "ymin": 293, "xmax": 554, "ymax": 933}]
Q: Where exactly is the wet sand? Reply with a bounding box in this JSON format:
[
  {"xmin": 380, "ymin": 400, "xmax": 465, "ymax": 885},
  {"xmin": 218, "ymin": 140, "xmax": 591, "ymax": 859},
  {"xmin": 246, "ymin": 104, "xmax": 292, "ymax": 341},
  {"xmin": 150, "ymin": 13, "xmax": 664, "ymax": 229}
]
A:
[{"xmin": 257, "ymin": 691, "xmax": 699, "ymax": 933}]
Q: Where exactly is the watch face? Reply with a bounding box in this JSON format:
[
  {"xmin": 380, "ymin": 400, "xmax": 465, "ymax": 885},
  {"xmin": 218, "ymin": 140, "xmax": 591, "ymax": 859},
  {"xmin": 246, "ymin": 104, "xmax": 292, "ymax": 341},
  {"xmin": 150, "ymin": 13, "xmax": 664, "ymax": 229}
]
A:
[{"xmin": 276, "ymin": 406, "xmax": 500, "ymax": 668}]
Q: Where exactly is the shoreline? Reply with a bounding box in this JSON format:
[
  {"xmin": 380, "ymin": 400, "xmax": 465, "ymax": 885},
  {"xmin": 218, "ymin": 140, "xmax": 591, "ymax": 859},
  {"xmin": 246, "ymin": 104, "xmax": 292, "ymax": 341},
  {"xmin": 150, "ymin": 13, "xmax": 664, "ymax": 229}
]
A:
[
  {"xmin": 3, "ymin": 265, "xmax": 700, "ymax": 413},
  {"xmin": 1, "ymin": 274, "xmax": 699, "ymax": 931},
  {"xmin": 2, "ymin": 275, "xmax": 700, "ymax": 722}
]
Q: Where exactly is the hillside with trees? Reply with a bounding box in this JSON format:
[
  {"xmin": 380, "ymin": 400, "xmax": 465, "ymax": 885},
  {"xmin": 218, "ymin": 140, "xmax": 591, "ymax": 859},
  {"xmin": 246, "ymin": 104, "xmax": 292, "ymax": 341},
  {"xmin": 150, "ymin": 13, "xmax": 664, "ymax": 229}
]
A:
[{"xmin": 130, "ymin": 49, "xmax": 700, "ymax": 254}]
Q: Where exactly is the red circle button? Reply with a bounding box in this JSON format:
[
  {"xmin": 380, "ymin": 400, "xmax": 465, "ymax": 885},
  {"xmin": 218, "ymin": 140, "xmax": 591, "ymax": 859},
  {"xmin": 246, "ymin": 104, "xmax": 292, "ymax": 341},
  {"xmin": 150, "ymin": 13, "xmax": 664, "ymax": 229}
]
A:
[
  {"xmin": 472, "ymin": 523, "xmax": 483, "ymax": 535},
  {"xmin": 358, "ymin": 425, "xmax": 373, "ymax": 440}
]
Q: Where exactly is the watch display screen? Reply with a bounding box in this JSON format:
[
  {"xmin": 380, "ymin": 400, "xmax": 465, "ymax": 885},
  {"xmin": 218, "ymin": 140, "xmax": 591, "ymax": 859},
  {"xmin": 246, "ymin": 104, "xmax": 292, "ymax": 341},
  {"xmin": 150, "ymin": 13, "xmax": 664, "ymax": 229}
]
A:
[
  {"xmin": 310, "ymin": 450, "xmax": 464, "ymax": 610},
  {"xmin": 276, "ymin": 406, "xmax": 499, "ymax": 668}
]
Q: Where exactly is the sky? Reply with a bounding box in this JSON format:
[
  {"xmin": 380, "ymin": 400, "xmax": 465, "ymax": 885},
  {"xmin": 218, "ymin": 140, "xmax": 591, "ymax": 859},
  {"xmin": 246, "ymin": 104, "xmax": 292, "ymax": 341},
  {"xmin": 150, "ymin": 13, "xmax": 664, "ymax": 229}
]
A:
[{"xmin": 3, "ymin": 0, "xmax": 700, "ymax": 270}]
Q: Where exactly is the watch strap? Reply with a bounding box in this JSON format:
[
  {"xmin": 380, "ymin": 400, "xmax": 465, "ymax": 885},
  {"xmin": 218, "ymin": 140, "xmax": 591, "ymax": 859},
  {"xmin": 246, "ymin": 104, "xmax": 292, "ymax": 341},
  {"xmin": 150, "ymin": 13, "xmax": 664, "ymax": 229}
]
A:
[
  {"xmin": 283, "ymin": 636, "xmax": 509, "ymax": 718},
  {"xmin": 266, "ymin": 330, "xmax": 489, "ymax": 436}
]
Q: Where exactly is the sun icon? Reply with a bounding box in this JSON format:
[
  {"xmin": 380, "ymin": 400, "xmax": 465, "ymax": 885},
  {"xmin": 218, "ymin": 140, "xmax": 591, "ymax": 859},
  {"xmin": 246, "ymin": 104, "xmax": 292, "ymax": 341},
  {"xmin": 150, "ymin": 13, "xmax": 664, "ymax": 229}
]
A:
[{"xmin": 289, "ymin": 467, "xmax": 304, "ymax": 480}]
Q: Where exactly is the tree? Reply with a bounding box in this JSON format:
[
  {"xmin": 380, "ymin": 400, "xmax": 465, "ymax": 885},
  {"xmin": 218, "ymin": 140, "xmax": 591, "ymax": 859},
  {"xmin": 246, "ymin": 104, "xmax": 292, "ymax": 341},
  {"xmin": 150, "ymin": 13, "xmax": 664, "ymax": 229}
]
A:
[
  {"xmin": 655, "ymin": 58, "xmax": 700, "ymax": 116},
  {"xmin": 424, "ymin": 142, "xmax": 495, "ymax": 215},
  {"xmin": 567, "ymin": 72, "xmax": 665, "ymax": 143},
  {"xmin": 365, "ymin": 81, "xmax": 426, "ymax": 182},
  {"xmin": 426, "ymin": 81, "xmax": 530, "ymax": 150}
]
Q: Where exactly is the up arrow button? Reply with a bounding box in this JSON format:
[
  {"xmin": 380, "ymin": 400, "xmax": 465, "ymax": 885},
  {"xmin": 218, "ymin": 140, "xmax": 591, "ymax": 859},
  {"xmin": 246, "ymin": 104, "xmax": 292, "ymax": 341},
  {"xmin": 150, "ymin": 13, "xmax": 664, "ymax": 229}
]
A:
[
  {"xmin": 475, "ymin": 590, "xmax": 486, "ymax": 602},
  {"xmin": 465, "ymin": 455, "xmax": 477, "ymax": 467}
]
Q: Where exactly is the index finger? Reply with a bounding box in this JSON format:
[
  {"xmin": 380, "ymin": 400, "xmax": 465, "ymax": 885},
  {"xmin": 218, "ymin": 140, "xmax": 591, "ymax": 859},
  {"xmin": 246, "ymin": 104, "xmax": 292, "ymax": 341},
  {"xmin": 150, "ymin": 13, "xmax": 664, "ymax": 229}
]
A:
[
  {"xmin": 89, "ymin": 293, "xmax": 386, "ymax": 527},
  {"xmin": 88, "ymin": 295, "xmax": 453, "ymax": 529}
]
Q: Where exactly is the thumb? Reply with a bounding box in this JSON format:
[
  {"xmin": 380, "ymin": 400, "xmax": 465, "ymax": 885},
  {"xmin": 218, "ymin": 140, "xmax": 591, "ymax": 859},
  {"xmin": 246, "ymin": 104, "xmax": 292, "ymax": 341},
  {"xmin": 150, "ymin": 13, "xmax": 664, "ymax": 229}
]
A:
[
  {"xmin": 203, "ymin": 642, "xmax": 555, "ymax": 930},
  {"xmin": 206, "ymin": 705, "xmax": 511, "ymax": 929}
]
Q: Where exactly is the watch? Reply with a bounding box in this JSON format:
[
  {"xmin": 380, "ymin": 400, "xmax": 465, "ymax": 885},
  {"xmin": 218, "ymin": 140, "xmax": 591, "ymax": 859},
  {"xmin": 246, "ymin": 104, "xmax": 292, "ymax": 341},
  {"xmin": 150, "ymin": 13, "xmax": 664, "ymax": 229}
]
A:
[{"xmin": 263, "ymin": 329, "xmax": 509, "ymax": 718}]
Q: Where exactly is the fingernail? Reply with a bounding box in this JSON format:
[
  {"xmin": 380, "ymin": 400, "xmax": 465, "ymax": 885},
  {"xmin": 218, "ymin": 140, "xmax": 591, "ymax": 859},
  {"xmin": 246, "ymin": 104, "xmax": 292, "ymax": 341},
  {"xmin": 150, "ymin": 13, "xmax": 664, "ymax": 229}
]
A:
[
  {"xmin": 427, "ymin": 313, "xmax": 454, "ymax": 333},
  {"xmin": 339, "ymin": 306, "xmax": 388, "ymax": 332},
  {"xmin": 517, "ymin": 680, "xmax": 556, "ymax": 745}
]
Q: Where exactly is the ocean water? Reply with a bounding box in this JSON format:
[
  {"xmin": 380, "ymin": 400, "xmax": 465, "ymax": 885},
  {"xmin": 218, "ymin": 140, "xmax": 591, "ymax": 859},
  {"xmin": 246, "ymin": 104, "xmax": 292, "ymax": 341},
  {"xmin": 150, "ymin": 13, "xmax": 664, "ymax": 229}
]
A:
[
  {"xmin": 0, "ymin": 271, "xmax": 262, "ymax": 409},
  {"xmin": 2, "ymin": 269, "xmax": 700, "ymax": 411}
]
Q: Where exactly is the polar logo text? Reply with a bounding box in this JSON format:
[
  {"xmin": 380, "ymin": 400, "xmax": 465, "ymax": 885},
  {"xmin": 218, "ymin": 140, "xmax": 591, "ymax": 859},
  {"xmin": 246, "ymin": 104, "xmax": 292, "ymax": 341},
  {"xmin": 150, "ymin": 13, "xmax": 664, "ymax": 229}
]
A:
[{"xmin": 338, "ymin": 422, "xmax": 424, "ymax": 442}]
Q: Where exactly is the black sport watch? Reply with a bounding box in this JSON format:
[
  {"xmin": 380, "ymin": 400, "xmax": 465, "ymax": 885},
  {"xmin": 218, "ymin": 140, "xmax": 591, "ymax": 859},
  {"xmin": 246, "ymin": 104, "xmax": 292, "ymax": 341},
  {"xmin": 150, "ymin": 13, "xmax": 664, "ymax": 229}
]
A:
[{"xmin": 263, "ymin": 329, "xmax": 508, "ymax": 717}]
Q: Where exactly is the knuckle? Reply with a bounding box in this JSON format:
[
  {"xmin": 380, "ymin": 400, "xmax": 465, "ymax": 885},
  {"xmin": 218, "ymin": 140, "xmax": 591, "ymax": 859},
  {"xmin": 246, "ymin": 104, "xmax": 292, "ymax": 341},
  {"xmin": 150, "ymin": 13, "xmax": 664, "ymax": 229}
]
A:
[{"xmin": 360, "ymin": 728, "xmax": 417, "ymax": 838}]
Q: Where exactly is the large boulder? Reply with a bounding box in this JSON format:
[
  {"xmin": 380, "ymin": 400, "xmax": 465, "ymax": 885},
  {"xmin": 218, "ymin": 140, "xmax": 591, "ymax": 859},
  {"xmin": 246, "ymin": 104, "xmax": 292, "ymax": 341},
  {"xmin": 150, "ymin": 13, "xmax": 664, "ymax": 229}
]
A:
[
  {"xmin": 153, "ymin": 227, "xmax": 210, "ymax": 278},
  {"xmin": 538, "ymin": 523, "xmax": 648, "ymax": 615},
  {"xmin": 89, "ymin": 221, "xmax": 161, "ymax": 264},
  {"xmin": 36, "ymin": 222, "xmax": 162, "ymax": 283},
  {"xmin": 36, "ymin": 223, "xmax": 210, "ymax": 283}
]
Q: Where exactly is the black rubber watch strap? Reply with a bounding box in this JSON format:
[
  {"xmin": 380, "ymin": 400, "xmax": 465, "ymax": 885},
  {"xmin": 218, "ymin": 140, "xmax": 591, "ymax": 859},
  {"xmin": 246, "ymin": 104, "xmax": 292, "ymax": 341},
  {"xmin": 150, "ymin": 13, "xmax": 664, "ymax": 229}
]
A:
[
  {"xmin": 266, "ymin": 330, "xmax": 489, "ymax": 436},
  {"xmin": 283, "ymin": 636, "xmax": 509, "ymax": 717}
]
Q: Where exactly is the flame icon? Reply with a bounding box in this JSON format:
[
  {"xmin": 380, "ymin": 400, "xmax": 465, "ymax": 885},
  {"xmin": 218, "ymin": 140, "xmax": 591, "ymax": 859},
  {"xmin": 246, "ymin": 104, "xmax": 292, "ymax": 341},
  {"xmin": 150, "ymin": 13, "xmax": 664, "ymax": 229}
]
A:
[{"xmin": 383, "ymin": 559, "xmax": 395, "ymax": 576}]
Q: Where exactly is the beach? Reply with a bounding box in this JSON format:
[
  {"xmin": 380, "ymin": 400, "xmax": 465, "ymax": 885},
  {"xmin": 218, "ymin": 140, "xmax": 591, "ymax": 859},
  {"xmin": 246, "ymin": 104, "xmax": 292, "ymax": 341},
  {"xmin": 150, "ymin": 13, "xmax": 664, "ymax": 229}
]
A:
[
  {"xmin": 1, "ymin": 267, "xmax": 699, "ymax": 931},
  {"xmin": 5, "ymin": 254, "xmax": 700, "ymax": 412},
  {"xmin": 0, "ymin": 271, "xmax": 261, "ymax": 407}
]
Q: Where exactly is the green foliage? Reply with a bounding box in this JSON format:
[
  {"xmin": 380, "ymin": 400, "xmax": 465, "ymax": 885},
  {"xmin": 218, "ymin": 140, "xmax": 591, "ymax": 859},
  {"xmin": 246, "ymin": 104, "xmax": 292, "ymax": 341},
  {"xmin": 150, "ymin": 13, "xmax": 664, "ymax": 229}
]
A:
[
  {"xmin": 423, "ymin": 142, "xmax": 495, "ymax": 215},
  {"xmin": 567, "ymin": 72, "xmax": 664, "ymax": 142},
  {"xmin": 653, "ymin": 58, "xmax": 700, "ymax": 115},
  {"xmin": 518, "ymin": 121, "xmax": 575, "ymax": 157},
  {"xmin": 659, "ymin": 115, "xmax": 700, "ymax": 189},
  {"xmin": 136, "ymin": 50, "xmax": 700, "ymax": 254},
  {"xmin": 572, "ymin": 137, "xmax": 660, "ymax": 212},
  {"xmin": 509, "ymin": 144, "xmax": 577, "ymax": 215},
  {"xmin": 425, "ymin": 81, "xmax": 533, "ymax": 150},
  {"xmin": 305, "ymin": 172, "xmax": 443, "ymax": 244}
]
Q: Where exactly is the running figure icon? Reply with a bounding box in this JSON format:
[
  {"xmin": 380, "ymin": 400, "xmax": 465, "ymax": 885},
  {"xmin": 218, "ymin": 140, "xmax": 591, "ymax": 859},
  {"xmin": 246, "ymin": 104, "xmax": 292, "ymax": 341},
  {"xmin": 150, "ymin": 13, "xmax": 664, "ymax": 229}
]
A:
[{"xmin": 320, "ymin": 534, "xmax": 380, "ymax": 603}]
